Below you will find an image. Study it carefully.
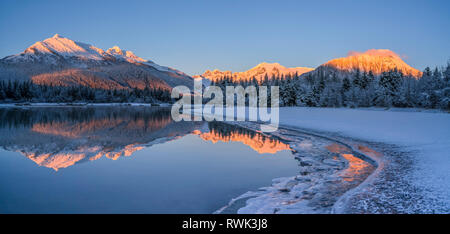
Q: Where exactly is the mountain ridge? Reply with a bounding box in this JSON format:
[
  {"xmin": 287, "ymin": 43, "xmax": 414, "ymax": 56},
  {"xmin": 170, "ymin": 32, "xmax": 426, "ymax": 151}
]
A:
[
  {"xmin": 196, "ymin": 49, "xmax": 421, "ymax": 83},
  {"xmin": 0, "ymin": 34, "xmax": 193, "ymax": 90},
  {"xmin": 302, "ymin": 49, "xmax": 422, "ymax": 79},
  {"xmin": 195, "ymin": 62, "xmax": 314, "ymax": 82}
]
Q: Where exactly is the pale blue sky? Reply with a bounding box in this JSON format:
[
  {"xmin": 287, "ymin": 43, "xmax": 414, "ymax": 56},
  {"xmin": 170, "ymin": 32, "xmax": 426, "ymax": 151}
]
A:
[{"xmin": 0, "ymin": 0, "xmax": 449, "ymax": 75}]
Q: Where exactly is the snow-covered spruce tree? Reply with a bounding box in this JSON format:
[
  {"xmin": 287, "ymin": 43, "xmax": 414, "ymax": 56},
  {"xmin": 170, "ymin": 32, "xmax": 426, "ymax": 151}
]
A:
[
  {"xmin": 375, "ymin": 70, "xmax": 401, "ymax": 107},
  {"xmin": 440, "ymin": 62, "xmax": 450, "ymax": 109},
  {"xmin": 417, "ymin": 67, "xmax": 443, "ymax": 108},
  {"xmin": 341, "ymin": 77, "xmax": 351, "ymax": 107},
  {"xmin": 417, "ymin": 67, "xmax": 433, "ymax": 107},
  {"xmin": 281, "ymin": 76, "xmax": 299, "ymax": 106}
]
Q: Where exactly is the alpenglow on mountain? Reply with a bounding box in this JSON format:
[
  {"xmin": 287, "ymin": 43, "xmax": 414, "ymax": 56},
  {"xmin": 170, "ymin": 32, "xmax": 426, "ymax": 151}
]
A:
[
  {"xmin": 0, "ymin": 34, "xmax": 193, "ymax": 90},
  {"xmin": 302, "ymin": 49, "xmax": 422, "ymax": 79},
  {"xmin": 195, "ymin": 63, "xmax": 314, "ymax": 82}
]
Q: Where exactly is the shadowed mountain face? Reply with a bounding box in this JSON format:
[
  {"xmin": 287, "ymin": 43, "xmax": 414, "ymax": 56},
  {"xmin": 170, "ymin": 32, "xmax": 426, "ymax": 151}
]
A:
[
  {"xmin": 0, "ymin": 107, "xmax": 291, "ymax": 171},
  {"xmin": 0, "ymin": 34, "xmax": 193, "ymax": 90}
]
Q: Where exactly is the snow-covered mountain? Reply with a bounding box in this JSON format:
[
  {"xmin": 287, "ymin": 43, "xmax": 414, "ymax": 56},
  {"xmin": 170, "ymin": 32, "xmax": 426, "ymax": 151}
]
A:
[
  {"xmin": 196, "ymin": 62, "xmax": 314, "ymax": 82},
  {"xmin": 0, "ymin": 34, "xmax": 193, "ymax": 89},
  {"xmin": 302, "ymin": 49, "xmax": 422, "ymax": 79}
]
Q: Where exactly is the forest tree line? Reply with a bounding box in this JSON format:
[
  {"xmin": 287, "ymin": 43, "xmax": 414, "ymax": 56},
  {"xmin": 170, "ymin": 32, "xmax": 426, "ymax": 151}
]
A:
[
  {"xmin": 0, "ymin": 81, "xmax": 172, "ymax": 103},
  {"xmin": 211, "ymin": 62, "xmax": 450, "ymax": 110}
]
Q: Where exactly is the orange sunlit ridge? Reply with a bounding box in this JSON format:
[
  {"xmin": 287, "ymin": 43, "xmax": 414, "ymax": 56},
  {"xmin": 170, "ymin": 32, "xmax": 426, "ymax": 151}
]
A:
[
  {"xmin": 196, "ymin": 49, "xmax": 423, "ymax": 83},
  {"xmin": 194, "ymin": 128, "xmax": 291, "ymax": 154},
  {"xmin": 195, "ymin": 62, "xmax": 314, "ymax": 82},
  {"xmin": 324, "ymin": 49, "xmax": 422, "ymax": 78}
]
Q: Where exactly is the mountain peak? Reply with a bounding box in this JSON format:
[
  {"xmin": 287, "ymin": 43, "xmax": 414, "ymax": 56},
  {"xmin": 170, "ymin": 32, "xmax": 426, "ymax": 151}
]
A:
[
  {"xmin": 253, "ymin": 62, "xmax": 283, "ymax": 69},
  {"xmin": 257, "ymin": 62, "xmax": 280, "ymax": 66},
  {"xmin": 107, "ymin": 45, "xmax": 122, "ymax": 54},
  {"xmin": 256, "ymin": 62, "xmax": 276, "ymax": 66},
  {"xmin": 4, "ymin": 35, "xmax": 153, "ymax": 64},
  {"xmin": 323, "ymin": 49, "xmax": 422, "ymax": 77},
  {"xmin": 0, "ymin": 34, "xmax": 193, "ymax": 89},
  {"xmin": 17, "ymin": 34, "xmax": 107, "ymax": 61},
  {"xmin": 198, "ymin": 63, "xmax": 314, "ymax": 82},
  {"xmin": 106, "ymin": 45, "xmax": 146, "ymax": 63},
  {"xmin": 347, "ymin": 49, "xmax": 400, "ymax": 59}
]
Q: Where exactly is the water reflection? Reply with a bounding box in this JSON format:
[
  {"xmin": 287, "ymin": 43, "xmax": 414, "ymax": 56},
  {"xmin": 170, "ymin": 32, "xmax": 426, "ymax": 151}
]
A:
[
  {"xmin": 325, "ymin": 143, "xmax": 374, "ymax": 182},
  {"xmin": 0, "ymin": 107, "xmax": 379, "ymax": 214},
  {"xmin": 0, "ymin": 107, "xmax": 299, "ymax": 214},
  {"xmin": 195, "ymin": 122, "xmax": 291, "ymax": 154},
  {"xmin": 0, "ymin": 107, "xmax": 291, "ymax": 171},
  {"xmin": 0, "ymin": 107, "xmax": 200, "ymax": 170}
]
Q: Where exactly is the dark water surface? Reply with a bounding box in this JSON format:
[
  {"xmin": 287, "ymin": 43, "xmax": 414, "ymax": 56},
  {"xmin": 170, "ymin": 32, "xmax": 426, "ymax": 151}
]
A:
[{"xmin": 0, "ymin": 107, "xmax": 299, "ymax": 213}]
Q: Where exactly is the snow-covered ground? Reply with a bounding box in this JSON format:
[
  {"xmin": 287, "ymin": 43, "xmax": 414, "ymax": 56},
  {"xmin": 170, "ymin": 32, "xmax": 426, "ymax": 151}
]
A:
[
  {"xmin": 277, "ymin": 107, "xmax": 450, "ymax": 213},
  {"xmin": 203, "ymin": 107, "xmax": 449, "ymax": 213}
]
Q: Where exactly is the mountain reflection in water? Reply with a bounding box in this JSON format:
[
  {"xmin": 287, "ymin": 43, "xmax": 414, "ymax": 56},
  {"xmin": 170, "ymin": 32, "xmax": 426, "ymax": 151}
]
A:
[
  {"xmin": 196, "ymin": 122, "xmax": 290, "ymax": 154},
  {"xmin": 0, "ymin": 107, "xmax": 291, "ymax": 171},
  {"xmin": 0, "ymin": 107, "xmax": 379, "ymax": 214}
]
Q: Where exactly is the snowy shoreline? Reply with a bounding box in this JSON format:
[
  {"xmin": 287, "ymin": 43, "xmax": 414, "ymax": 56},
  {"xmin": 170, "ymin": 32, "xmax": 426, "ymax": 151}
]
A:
[
  {"xmin": 215, "ymin": 121, "xmax": 381, "ymax": 214},
  {"xmin": 280, "ymin": 108, "xmax": 448, "ymax": 213},
  {"xmin": 212, "ymin": 107, "xmax": 449, "ymax": 213}
]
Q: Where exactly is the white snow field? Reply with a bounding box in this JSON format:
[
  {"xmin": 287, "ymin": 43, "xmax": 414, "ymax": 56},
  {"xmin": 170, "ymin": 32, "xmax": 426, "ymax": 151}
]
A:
[{"xmin": 277, "ymin": 107, "xmax": 450, "ymax": 213}]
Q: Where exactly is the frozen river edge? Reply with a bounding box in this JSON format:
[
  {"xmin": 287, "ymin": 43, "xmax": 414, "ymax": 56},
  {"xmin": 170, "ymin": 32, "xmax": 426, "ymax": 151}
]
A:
[
  {"xmin": 216, "ymin": 119, "xmax": 448, "ymax": 214},
  {"xmin": 215, "ymin": 121, "xmax": 382, "ymax": 214},
  {"xmin": 210, "ymin": 107, "xmax": 450, "ymax": 214}
]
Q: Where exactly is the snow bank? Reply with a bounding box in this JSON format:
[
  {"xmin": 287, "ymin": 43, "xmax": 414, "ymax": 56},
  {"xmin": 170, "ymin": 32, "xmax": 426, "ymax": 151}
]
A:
[{"xmin": 278, "ymin": 107, "xmax": 450, "ymax": 211}]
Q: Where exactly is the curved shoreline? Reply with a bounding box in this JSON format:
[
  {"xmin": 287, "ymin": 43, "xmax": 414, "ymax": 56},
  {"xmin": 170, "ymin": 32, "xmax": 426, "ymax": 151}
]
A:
[
  {"xmin": 275, "ymin": 124, "xmax": 386, "ymax": 213},
  {"xmin": 216, "ymin": 122, "xmax": 383, "ymax": 214}
]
